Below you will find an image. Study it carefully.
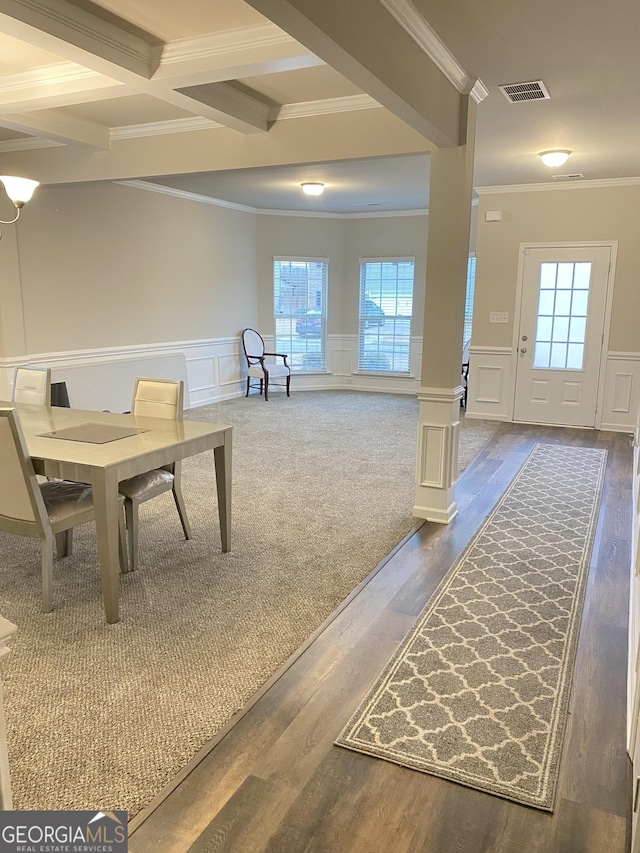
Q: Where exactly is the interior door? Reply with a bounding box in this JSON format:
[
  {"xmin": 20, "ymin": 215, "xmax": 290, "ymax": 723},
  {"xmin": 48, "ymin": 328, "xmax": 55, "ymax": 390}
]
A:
[{"xmin": 513, "ymin": 246, "xmax": 611, "ymax": 427}]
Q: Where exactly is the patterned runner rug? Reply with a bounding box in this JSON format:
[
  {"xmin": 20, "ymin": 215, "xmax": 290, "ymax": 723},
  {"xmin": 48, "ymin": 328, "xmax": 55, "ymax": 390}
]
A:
[{"xmin": 336, "ymin": 443, "xmax": 607, "ymax": 810}]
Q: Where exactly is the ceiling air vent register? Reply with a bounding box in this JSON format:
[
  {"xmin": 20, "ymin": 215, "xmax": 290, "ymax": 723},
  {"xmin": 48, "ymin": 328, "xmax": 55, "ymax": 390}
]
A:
[{"xmin": 499, "ymin": 80, "xmax": 550, "ymax": 103}]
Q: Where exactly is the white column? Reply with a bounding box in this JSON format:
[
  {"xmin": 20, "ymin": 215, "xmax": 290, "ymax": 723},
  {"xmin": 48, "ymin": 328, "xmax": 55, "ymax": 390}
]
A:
[{"xmin": 413, "ymin": 96, "xmax": 477, "ymax": 523}]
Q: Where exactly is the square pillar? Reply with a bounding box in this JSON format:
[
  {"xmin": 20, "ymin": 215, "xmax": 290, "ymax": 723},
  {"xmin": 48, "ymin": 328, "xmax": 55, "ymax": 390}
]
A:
[{"xmin": 413, "ymin": 95, "xmax": 476, "ymax": 523}]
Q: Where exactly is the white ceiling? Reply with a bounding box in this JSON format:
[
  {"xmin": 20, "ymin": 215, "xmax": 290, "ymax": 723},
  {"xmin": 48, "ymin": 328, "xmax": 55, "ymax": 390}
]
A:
[{"xmin": 0, "ymin": 0, "xmax": 638, "ymax": 213}]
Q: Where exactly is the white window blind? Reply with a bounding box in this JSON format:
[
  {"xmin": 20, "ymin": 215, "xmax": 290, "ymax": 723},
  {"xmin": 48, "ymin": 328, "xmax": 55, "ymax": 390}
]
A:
[
  {"xmin": 464, "ymin": 255, "xmax": 476, "ymax": 351},
  {"xmin": 358, "ymin": 258, "xmax": 414, "ymax": 373},
  {"xmin": 274, "ymin": 257, "xmax": 328, "ymax": 371}
]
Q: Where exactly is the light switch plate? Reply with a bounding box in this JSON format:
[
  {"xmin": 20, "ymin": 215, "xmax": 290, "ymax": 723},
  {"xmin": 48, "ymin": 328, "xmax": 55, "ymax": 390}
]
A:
[{"xmin": 490, "ymin": 311, "xmax": 509, "ymax": 323}]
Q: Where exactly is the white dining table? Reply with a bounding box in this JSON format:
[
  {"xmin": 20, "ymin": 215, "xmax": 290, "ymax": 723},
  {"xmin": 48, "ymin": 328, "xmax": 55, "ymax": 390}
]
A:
[{"xmin": 7, "ymin": 402, "xmax": 232, "ymax": 624}]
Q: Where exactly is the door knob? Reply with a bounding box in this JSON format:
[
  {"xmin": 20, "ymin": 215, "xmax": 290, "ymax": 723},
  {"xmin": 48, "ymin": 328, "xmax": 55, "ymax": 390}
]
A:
[{"xmin": 520, "ymin": 347, "xmax": 527, "ymax": 354}]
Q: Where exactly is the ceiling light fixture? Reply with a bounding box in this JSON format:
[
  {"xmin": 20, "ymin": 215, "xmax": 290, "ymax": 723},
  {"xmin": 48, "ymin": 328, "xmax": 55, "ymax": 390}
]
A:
[
  {"xmin": 0, "ymin": 176, "xmax": 39, "ymax": 239},
  {"xmin": 539, "ymin": 150, "xmax": 571, "ymax": 168},
  {"xmin": 300, "ymin": 182, "xmax": 325, "ymax": 196}
]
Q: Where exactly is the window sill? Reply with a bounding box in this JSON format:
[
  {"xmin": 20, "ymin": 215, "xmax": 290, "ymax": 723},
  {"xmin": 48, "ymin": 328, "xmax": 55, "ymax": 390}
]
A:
[{"xmin": 354, "ymin": 371, "xmax": 413, "ymax": 378}]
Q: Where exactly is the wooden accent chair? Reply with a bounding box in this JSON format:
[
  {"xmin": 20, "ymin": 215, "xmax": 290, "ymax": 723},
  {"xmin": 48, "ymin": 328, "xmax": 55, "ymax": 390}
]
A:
[
  {"xmin": 0, "ymin": 407, "xmax": 128, "ymax": 612},
  {"xmin": 242, "ymin": 328, "xmax": 291, "ymax": 401},
  {"xmin": 12, "ymin": 366, "xmax": 51, "ymax": 406},
  {"xmin": 118, "ymin": 377, "xmax": 191, "ymax": 571}
]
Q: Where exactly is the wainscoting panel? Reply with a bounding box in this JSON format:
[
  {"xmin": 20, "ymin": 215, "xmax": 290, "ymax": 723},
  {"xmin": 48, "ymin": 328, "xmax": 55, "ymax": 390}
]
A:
[
  {"xmin": 600, "ymin": 353, "xmax": 640, "ymax": 432},
  {"xmin": 465, "ymin": 346, "xmax": 514, "ymax": 421}
]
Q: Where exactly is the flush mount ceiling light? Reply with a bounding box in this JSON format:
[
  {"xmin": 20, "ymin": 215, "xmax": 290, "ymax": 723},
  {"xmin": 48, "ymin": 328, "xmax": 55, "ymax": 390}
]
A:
[
  {"xmin": 300, "ymin": 182, "xmax": 325, "ymax": 196},
  {"xmin": 539, "ymin": 150, "xmax": 571, "ymax": 168}
]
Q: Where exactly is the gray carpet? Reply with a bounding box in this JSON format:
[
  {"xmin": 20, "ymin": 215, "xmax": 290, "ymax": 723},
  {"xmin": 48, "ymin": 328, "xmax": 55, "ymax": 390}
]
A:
[
  {"xmin": 335, "ymin": 443, "xmax": 607, "ymax": 810},
  {"xmin": 0, "ymin": 391, "xmax": 497, "ymax": 817}
]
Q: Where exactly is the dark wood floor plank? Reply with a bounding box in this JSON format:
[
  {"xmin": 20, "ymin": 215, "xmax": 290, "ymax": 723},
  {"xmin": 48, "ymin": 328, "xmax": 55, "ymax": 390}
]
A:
[{"xmin": 130, "ymin": 424, "xmax": 633, "ymax": 853}]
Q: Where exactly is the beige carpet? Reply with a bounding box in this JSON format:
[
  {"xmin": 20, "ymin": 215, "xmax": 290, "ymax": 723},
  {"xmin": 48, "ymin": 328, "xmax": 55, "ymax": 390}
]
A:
[
  {"xmin": 0, "ymin": 391, "xmax": 498, "ymax": 817},
  {"xmin": 336, "ymin": 443, "xmax": 607, "ymax": 810}
]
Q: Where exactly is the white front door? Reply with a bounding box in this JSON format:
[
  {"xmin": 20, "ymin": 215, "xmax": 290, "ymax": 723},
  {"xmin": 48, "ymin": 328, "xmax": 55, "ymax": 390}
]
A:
[{"xmin": 513, "ymin": 245, "xmax": 611, "ymax": 427}]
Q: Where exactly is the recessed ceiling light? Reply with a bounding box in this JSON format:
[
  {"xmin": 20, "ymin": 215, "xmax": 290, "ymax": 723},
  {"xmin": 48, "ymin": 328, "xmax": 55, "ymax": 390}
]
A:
[
  {"xmin": 300, "ymin": 182, "xmax": 325, "ymax": 196},
  {"xmin": 539, "ymin": 150, "xmax": 571, "ymax": 168}
]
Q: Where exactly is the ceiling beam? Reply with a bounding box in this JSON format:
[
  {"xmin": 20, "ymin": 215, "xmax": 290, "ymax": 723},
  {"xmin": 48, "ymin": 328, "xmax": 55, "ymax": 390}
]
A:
[
  {"xmin": 174, "ymin": 83, "xmax": 270, "ymax": 134},
  {"xmin": 244, "ymin": 0, "xmax": 463, "ymax": 146},
  {"xmin": 0, "ymin": 0, "xmax": 155, "ymax": 81},
  {"xmin": 0, "ymin": 109, "xmax": 110, "ymax": 147}
]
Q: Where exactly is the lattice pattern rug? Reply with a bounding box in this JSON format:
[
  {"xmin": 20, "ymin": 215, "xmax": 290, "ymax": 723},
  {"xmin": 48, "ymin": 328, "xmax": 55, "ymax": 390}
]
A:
[{"xmin": 336, "ymin": 443, "xmax": 607, "ymax": 810}]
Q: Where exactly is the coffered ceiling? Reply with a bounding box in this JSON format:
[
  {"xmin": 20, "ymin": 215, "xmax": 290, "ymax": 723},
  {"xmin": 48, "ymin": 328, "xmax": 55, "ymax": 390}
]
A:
[{"xmin": 0, "ymin": 0, "xmax": 638, "ymax": 213}]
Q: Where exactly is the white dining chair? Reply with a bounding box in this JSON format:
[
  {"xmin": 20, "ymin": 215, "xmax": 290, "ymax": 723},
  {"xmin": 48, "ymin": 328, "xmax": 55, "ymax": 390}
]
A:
[
  {"xmin": 12, "ymin": 366, "xmax": 51, "ymax": 406},
  {"xmin": 0, "ymin": 407, "xmax": 128, "ymax": 612},
  {"xmin": 118, "ymin": 377, "xmax": 191, "ymax": 571}
]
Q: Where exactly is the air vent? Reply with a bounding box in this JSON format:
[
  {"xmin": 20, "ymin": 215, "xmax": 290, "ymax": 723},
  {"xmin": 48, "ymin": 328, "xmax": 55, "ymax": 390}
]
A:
[
  {"xmin": 551, "ymin": 174, "xmax": 584, "ymax": 181},
  {"xmin": 499, "ymin": 80, "xmax": 550, "ymax": 103}
]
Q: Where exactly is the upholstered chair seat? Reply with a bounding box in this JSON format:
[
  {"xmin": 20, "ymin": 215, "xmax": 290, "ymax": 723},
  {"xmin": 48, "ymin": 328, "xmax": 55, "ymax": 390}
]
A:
[{"xmin": 118, "ymin": 377, "xmax": 191, "ymax": 571}]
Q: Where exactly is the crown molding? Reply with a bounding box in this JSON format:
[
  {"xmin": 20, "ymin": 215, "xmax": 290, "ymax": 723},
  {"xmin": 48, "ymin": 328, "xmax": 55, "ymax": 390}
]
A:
[
  {"xmin": 154, "ymin": 23, "xmax": 298, "ymax": 67},
  {"xmin": 0, "ymin": 136, "xmax": 62, "ymax": 151},
  {"xmin": 109, "ymin": 94, "xmax": 379, "ymax": 140},
  {"xmin": 115, "ymin": 180, "xmax": 258, "ymax": 213},
  {"xmin": 271, "ymin": 94, "xmax": 381, "ymax": 121},
  {"xmin": 0, "ymin": 60, "xmax": 100, "ymax": 95},
  {"xmin": 475, "ymin": 176, "xmax": 640, "ymax": 194},
  {"xmin": 111, "ymin": 117, "xmax": 222, "ymax": 140},
  {"xmin": 116, "ymin": 181, "xmax": 431, "ymax": 219},
  {"xmin": 7, "ymin": 0, "xmax": 154, "ymax": 75},
  {"xmin": 379, "ymin": 0, "xmax": 487, "ymax": 101},
  {"xmin": 258, "ymin": 208, "xmax": 428, "ymax": 218},
  {"xmin": 468, "ymin": 79, "xmax": 490, "ymax": 104}
]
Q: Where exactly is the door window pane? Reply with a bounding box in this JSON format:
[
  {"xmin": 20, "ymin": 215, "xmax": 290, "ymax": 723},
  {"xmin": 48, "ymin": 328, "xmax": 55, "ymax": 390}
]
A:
[
  {"xmin": 552, "ymin": 316, "xmax": 569, "ymax": 341},
  {"xmin": 554, "ymin": 291, "xmax": 572, "ymax": 315},
  {"xmin": 573, "ymin": 263, "xmax": 591, "ymax": 288},
  {"xmin": 538, "ymin": 291, "xmax": 555, "ymax": 315},
  {"xmin": 533, "ymin": 341, "xmax": 551, "ymax": 367},
  {"xmin": 532, "ymin": 260, "xmax": 592, "ymax": 369},
  {"xmin": 571, "ymin": 290, "xmax": 589, "ymax": 315},
  {"xmin": 569, "ymin": 316, "xmax": 586, "ymax": 342},
  {"xmin": 567, "ymin": 343, "xmax": 584, "ymax": 369},
  {"xmin": 550, "ymin": 342, "xmax": 568, "ymax": 368},
  {"xmin": 536, "ymin": 316, "xmax": 552, "ymax": 340},
  {"xmin": 540, "ymin": 263, "xmax": 557, "ymax": 289},
  {"xmin": 556, "ymin": 263, "xmax": 574, "ymax": 289}
]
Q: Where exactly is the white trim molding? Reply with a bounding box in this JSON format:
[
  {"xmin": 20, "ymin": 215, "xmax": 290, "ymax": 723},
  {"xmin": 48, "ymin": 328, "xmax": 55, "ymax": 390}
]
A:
[
  {"xmin": 600, "ymin": 352, "xmax": 640, "ymax": 432},
  {"xmin": 475, "ymin": 177, "xmax": 640, "ymax": 195},
  {"xmin": 379, "ymin": 0, "xmax": 488, "ymax": 101},
  {"xmin": 464, "ymin": 346, "xmax": 514, "ymax": 422}
]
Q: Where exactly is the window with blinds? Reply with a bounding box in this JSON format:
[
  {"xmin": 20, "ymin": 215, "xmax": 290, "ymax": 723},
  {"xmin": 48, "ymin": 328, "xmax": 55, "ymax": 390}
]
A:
[
  {"xmin": 358, "ymin": 258, "xmax": 414, "ymax": 373},
  {"xmin": 274, "ymin": 257, "xmax": 328, "ymax": 371},
  {"xmin": 464, "ymin": 255, "xmax": 476, "ymax": 351}
]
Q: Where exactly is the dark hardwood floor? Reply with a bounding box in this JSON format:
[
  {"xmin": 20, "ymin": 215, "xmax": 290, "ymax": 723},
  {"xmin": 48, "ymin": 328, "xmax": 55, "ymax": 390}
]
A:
[{"xmin": 129, "ymin": 423, "xmax": 633, "ymax": 853}]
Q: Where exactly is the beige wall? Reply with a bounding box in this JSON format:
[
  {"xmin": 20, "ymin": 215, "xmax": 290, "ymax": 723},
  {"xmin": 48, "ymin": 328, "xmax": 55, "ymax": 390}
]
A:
[
  {"xmin": 257, "ymin": 212, "xmax": 432, "ymax": 337},
  {"xmin": 474, "ymin": 185, "xmax": 640, "ymax": 352},
  {"xmin": 256, "ymin": 214, "xmax": 346, "ymax": 336},
  {"xmin": 7, "ymin": 182, "xmax": 257, "ymax": 355},
  {"xmin": 344, "ymin": 214, "xmax": 429, "ymax": 336}
]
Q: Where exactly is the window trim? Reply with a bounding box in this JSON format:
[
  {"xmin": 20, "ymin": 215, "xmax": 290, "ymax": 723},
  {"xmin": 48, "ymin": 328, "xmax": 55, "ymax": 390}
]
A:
[
  {"xmin": 273, "ymin": 256, "xmax": 329, "ymax": 374},
  {"xmin": 357, "ymin": 256, "xmax": 415, "ymax": 376}
]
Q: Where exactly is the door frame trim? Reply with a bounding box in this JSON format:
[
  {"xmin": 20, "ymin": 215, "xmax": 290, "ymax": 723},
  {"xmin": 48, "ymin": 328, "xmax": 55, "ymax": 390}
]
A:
[{"xmin": 510, "ymin": 240, "xmax": 618, "ymax": 428}]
